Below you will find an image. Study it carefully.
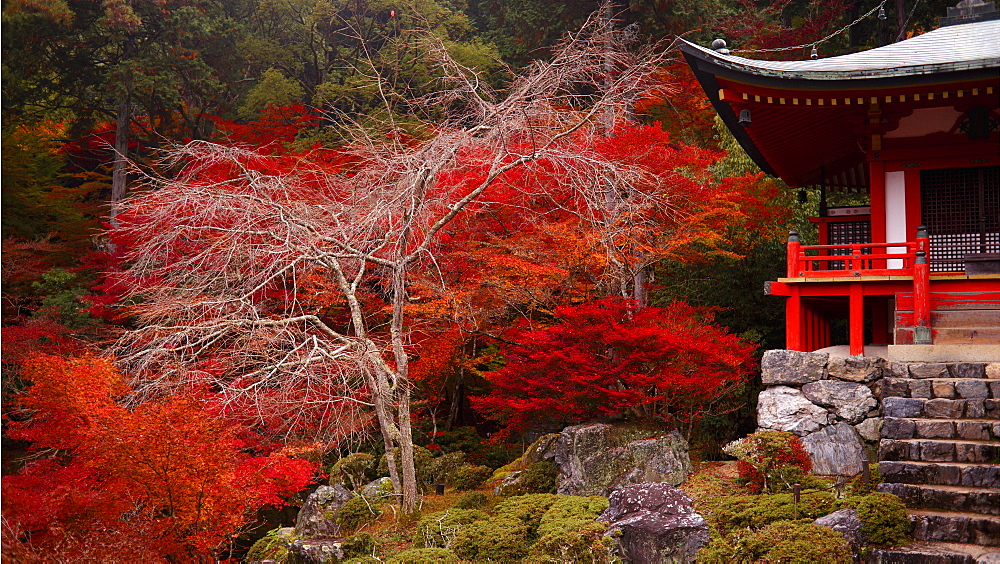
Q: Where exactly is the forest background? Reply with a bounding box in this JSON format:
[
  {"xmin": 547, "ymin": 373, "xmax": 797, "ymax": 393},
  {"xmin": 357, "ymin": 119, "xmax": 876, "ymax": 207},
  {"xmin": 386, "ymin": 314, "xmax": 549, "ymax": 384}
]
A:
[{"xmin": 2, "ymin": 0, "xmax": 953, "ymax": 560}]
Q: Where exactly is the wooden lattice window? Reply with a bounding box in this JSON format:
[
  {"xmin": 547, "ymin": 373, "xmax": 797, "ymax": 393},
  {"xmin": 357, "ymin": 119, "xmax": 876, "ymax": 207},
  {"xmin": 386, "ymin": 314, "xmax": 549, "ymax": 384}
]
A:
[
  {"xmin": 826, "ymin": 220, "xmax": 872, "ymax": 270},
  {"xmin": 920, "ymin": 166, "xmax": 1000, "ymax": 272}
]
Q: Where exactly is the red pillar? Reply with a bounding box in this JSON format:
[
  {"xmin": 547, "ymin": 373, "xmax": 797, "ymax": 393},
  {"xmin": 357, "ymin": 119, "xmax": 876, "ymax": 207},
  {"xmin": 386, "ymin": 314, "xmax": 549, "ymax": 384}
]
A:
[
  {"xmin": 913, "ymin": 226, "xmax": 932, "ymax": 344},
  {"xmin": 787, "ymin": 230, "xmax": 801, "ymax": 278},
  {"xmin": 850, "ymin": 283, "xmax": 864, "ymax": 356},
  {"xmin": 787, "ymin": 286, "xmax": 803, "ymax": 351}
]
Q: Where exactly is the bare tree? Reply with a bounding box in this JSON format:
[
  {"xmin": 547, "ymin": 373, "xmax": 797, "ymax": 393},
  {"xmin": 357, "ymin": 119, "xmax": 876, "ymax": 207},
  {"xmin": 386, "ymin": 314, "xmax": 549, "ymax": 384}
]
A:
[{"xmin": 110, "ymin": 9, "xmax": 674, "ymax": 513}]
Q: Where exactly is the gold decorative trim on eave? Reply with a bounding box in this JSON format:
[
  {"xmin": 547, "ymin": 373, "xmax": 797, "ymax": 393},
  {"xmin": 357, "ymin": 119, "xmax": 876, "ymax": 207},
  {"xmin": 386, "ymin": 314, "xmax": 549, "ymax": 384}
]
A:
[{"xmin": 719, "ymin": 86, "xmax": 996, "ymax": 106}]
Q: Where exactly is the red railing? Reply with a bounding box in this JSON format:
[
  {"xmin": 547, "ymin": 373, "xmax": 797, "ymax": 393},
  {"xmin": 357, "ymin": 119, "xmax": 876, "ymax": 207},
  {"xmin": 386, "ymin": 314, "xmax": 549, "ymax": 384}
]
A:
[{"xmin": 785, "ymin": 227, "xmax": 933, "ymax": 350}]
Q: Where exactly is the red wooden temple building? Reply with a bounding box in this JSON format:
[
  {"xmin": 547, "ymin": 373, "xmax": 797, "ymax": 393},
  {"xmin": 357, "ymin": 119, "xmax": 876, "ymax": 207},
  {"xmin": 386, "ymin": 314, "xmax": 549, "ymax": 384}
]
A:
[{"xmin": 680, "ymin": 4, "xmax": 1000, "ymax": 357}]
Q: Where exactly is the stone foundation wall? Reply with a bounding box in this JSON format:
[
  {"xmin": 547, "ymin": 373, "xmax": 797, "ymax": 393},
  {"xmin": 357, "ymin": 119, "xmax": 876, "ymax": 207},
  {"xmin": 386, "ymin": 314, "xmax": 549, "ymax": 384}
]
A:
[{"xmin": 757, "ymin": 350, "xmax": 999, "ymax": 476}]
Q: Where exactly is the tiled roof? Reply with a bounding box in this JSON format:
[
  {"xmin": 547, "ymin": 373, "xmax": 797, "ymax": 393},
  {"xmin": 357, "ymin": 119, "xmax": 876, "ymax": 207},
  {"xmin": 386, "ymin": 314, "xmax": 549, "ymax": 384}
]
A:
[{"xmin": 679, "ymin": 19, "xmax": 1000, "ymax": 81}]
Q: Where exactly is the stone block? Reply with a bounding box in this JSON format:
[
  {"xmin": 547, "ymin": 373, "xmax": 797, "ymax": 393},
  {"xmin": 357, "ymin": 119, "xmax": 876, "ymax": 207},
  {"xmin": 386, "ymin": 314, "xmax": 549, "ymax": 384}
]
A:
[
  {"xmin": 919, "ymin": 440, "xmax": 955, "ymax": 462},
  {"xmin": 909, "ymin": 379, "xmax": 932, "ymax": 398},
  {"xmin": 962, "ymin": 465, "xmax": 1000, "ymax": 488},
  {"xmin": 878, "ymin": 461, "xmax": 960, "ymax": 486},
  {"xmin": 980, "ymin": 398, "xmax": 1000, "ymax": 419},
  {"xmin": 884, "ymin": 362, "xmax": 910, "ymax": 379},
  {"xmin": 854, "ymin": 417, "xmax": 881, "ymax": 442},
  {"xmin": 878, "ymin": 439, "xmax": 919, "ymax": 461},
  {"xmin": 931, "ymin": 380, "xmax": 955, "ymax": 399},
  {"xmin": 801, "ymin": 380, "xmax": 877, "ymax": 424},
  {"xmin": 987, "ymin": 363, "xmax": 1000, "ymax": 379},
  {"xmin": 881, "ymin": 417, "xmax": 916, "ymax": 439},
  {"xmin": 827, "ymin": 355, "xmax": 883, "ymax": 383},
  {"xmin": 965, "ymin": 399, "xmax": 985, "ymax": 418},
  {"xmin": 761, "ymin": 350, "xmax": 828, "ymax": 385},
  {"xmin": 882, "ymin": 397, "xmax": 924, "ymax": 418},
  {"xmin": 955, "ymin": 442, "xmax": 997, "ymax": 463},
  {"xmin": 949, "ymin": 362, "xmax": 986, "ymax": 379},
  {"xmin": 910, "ymin": 363, "xmax": 949, "ymax": 379},
  {"xmin": 924, "ymin": 399, "xmax": 965, "ymax": 419},
  {"xmin": 956, "ymin": 420, "xmax": 990, "ymax": 440},
  {"xmin": 955, "ymin": 379, "xmax": 990, "ymax": 399},
  {"xmin": 914, "ymin": 420, "xmax": 955, "ymax": 439},
  {"xmin": 911, "ymin": 513, "xmax": 970, "ymax": 543},
  {"xmin": 991, "ymin": 380, "xmax": 1000, "ymax": 398},
  {"xmin": 757, "ymin": 386, "xmax": 832, "ymax": 435},
  {"xmin": 880, "ymin": 378, "xmax": 910, "ymax": 398}
]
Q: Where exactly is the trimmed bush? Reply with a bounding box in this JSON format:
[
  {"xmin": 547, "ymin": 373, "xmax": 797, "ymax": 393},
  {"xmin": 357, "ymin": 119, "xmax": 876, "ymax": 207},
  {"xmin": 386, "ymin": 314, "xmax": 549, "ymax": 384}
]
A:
[
  {"xmin": 737, "ymin": 521, "xmax": 852, "ymax": 563},
  {"xmin": 837, "ymin": 492, "xmax": 911, "ymax": 546},
  {"xmin": 527, "ymin": 521, "xmax": 614, "ymax": 563},
  {"xmin": 341, "ymin": 532, "xmax": 376, "ymax": 560},
  {"xmin": 450, "ymin": 463, "xmax": 492, "ymax": 491},
  {"xmin": 330, "ymin": 453, "xmax": 376, "ymax": 490},
  {"xmin": 387, "ymin": 547, "xmax": 459, "ymax": 563},
  {"xmin": 454, "ymin": 491, "xmax": 490, "ymax": 510},
  {"xmin": 493, "ymin": 493, "xmax": 561, "ymax": 536},
  {"xmin": 415, "ymin": 509, "xmax": 488, "ymax": 549},
  {"xmin": 497, "ymin": 461, "xmax": 558, "ymax": 496},
  {"xmin": 336, "ymin": 496, "xmax": 381, "ymax": 531},
  {"xmin": 452, "ymin": 517, "xmax": 529, "ymax": 562},
  {"xmin": 707, "ymin": 492, "xmax": 837, "ymax": 534},
  {"xmin": 723, "ymin": 430, "xmax": 812, "ymax": 493}
]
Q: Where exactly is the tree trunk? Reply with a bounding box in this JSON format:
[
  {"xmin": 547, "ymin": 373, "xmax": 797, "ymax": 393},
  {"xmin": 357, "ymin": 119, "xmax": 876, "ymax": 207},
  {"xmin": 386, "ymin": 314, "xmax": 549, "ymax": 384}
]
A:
[{"xmin": 110, "ymin": 93, "xmax": 130, "ymax": 230}]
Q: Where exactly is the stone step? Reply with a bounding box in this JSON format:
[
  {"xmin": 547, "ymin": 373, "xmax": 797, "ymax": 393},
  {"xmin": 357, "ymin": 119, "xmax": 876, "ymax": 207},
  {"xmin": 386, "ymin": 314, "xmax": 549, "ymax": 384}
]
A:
[
  {"xmin": 881, "ymin": 378, "xmax": 1000, "ymax": 400},
  {"xmin": 879, "ymin": 438, "xmax": 1000, "ymax": 464},
  {"xmin": 882, "ymin": 418, "xmax": 1000, "ymax": 441},
  {"xmin": 909, "ymin": 510, "xmax": 1000, "ymax": 546},
  {"xmin": 877, "ymin": 483, "xmax": 1000, "ymax": 516},
  {"xmin": 869, "ymin": 541, "xmax": 1000, "ymax": 564},
  {"xmin": 879, "ymin": 461, "xmax": 1000, "ymax": 488},
  {"xmin": 882, "ymin": 397, "xmax": 1000, "ymax": 420}
]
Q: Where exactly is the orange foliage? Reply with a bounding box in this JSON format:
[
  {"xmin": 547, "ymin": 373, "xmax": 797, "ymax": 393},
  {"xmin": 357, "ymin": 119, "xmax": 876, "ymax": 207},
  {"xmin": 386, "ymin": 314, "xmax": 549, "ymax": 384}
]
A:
[{"xmin": 3, "ymin": 354, "xmax": 316, "ymax": 560}]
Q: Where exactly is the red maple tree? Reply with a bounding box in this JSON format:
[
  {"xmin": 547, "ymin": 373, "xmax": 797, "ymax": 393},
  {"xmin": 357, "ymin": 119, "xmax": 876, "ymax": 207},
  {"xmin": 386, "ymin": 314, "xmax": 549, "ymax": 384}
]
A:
[{"xmin": 471, "ymin": 298, "xmax": 755, "ymax": 438}]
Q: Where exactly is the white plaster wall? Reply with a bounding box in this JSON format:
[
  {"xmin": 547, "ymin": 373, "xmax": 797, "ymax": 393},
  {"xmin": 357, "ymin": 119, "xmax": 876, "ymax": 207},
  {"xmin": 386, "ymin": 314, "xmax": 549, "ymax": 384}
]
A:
[{"xmin": 885, "ymin": 171, "xmax": 907, "ymax": 269}]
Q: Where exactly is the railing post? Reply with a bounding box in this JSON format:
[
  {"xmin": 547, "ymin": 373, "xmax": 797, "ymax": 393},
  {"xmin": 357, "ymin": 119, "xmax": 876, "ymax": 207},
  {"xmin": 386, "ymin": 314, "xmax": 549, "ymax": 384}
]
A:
[
  {"xmin": 913, "ymin": 249, "xmax": 931, "ymax": 345},
  {"xmin": 788, "ymin": 231, "xmax": 801, "ymax": 277}
]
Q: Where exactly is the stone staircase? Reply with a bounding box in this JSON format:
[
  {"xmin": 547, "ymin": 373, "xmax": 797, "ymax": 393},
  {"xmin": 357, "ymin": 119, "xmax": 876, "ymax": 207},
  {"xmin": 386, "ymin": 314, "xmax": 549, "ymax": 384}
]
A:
[{"xmin": 871, "ymin": 361, "xmax": 1000, "ymax": 563}]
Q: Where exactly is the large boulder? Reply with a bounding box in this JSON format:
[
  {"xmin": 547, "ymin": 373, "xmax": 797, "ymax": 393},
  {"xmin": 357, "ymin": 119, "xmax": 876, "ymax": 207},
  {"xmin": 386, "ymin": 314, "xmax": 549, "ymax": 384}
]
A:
[
  {"xmin": 549, "ymin": 423, "xmax": 692, "ymax": 497},
  {"xmin": 598, "ymin": 482, "xmax": 708, "ymax": 564},
  {"xmin": 800, "ymin": 422, "xmax": 867, "ymax": 476},
  {"xmin": 295, "ymin": 485, "xmax": 355, "ymax": 538},
  {"xmin": 757, "ymin": 386, "xmax": 832, "ymax": 436},
  {"xmin": 801, "ymin": 380, "xmax": 877, "ymax": 424},
  {"xmin": 761, "ymin": 350, "xmax": 828, "ymax": 385},
  {"xmin": 814, "ymin": 508, "xmax": 865, "ymax": 549}
]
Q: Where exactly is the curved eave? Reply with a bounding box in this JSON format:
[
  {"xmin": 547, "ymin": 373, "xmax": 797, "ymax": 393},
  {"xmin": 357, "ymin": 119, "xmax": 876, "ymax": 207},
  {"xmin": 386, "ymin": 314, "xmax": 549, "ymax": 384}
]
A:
[{"xmin": 679, "ymin": 22, "xmax": 1000, "ymax": 185}]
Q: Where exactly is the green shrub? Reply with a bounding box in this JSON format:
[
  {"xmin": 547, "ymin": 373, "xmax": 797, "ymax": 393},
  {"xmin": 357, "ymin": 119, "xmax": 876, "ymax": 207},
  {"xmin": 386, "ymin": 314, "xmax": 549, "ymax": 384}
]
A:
[
  {"xmin": 723, "ymin": 430, "xmax": 813, "ymax": 493},
  {"xmin": 454, "ymin": 490, "xmax": 490, "ymax": 509},
  {"xmin": 450, "ymin": 463, "xmax": 492, "ymax": 491},
  {"xmin": 493, "ymin": 493, "xmax": 561, "ymax": 537},
  {"xmin": 527, "ymin": 521, "xmax": 615, "ymax": 563},
  {"xmin": 707, "ymin": 492, "xmax": 837, "ymax": 534},
  {"xmin": 245, "ymin": 527, "xmax": 293, "ymax": 563},
  {"xmin": 838, "ymin": 492, "xmax": 911, "ymax": 546},
  {"xmin": 330, "ymin": 453, "xmax": 376, "ymax": 490},
  {"xmin": 735, "ymin": 521, "xmax": 852, "ymax": 563},
  {"xmin": 847, "ymin": 463, "xmax": 882, "ymax": 496},
  {"xmin": 424, "ymin": 451, "xmax": 467, "ymax": 487},
  {"xmin": 536, "ymin": 495, "xmax": 609, "ymax": 538},
  {"xmin": 341, "ymin": 532, "xmax": 376, "ymax": 559},
  {"xmin": 415, "ymin": 509, "xmax": 488, "ymax": 548},
  {"xmin": 528, "ymin": 496, "xmax": 614, "ymax": 563},
  {"xmin": 387, "ymin": 547, "xmax": 459, "ymax": 563},
  {"xmin": 452, "ymin": 516, "xmax": 529, "ymax": 562},
  {"xmin": 497, "ymin": 461, "xmax": 558, "ymax": 496},
  {"xmin": 336, "ymin": 496, "xmax": 381, "ymax": 531}
]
